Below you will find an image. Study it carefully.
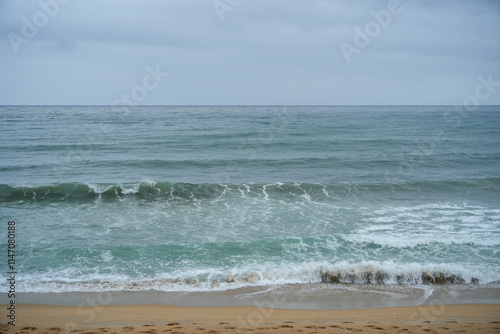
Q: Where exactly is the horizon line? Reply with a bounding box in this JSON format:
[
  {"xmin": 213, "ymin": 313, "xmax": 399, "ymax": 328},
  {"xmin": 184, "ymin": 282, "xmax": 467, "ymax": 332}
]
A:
[{"xmin": 1, "ymin": 104, "xmax": 500, "ymax": 107}]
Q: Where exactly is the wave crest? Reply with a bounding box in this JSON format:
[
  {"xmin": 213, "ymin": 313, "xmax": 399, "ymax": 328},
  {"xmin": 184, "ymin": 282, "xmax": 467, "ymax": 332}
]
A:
[{"xmin": 2, "ymin": 178, "xmax": 499, "ymax": 203}]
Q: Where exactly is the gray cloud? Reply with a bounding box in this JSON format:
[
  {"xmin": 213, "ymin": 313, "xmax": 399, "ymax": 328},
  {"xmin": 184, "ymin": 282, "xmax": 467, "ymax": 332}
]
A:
[{"xmin": 1, "ymin": 0, "xmax": 499, "ymax": 105}]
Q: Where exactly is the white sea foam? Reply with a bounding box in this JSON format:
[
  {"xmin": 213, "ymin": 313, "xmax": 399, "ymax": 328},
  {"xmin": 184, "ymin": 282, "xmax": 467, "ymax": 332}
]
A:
[
  {"xmin": 8, "ymin": 260, "xmax": 498, "ymax": 293},
  {"xmin": 344, "ymin": 232, "xmax": 500, "ymax": 248},
  {"xmin": 120, "ymin": 183, "xmax": 141, "ymax": 195},
  {"xmin": 353, "ymin": 202, "xmax": 500, "ymax": 248}
]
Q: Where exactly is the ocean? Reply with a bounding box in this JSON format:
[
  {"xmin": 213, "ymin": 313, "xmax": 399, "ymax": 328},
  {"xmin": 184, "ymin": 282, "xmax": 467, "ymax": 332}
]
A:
[{"xmin": 1, "ymin": 105, "xmax": 499, "ymax": 298}]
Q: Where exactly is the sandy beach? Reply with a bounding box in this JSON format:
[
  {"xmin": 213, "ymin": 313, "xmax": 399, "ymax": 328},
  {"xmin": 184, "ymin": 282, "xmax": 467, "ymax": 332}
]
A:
[{"xmin": 2, "ymin": 303, "xmax": 500, "ymax": 333}]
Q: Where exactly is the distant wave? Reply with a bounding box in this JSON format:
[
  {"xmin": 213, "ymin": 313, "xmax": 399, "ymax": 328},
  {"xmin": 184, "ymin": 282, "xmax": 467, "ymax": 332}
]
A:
[{"xmin": 1, "ymin": 179, "xmax": 499, "ymax": 203}]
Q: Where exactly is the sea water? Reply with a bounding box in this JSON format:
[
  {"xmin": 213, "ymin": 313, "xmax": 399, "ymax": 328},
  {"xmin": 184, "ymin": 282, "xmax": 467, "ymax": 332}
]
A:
[{"xmin": 0, "ymin": 105, "xmax": 499, "ymax": 294}]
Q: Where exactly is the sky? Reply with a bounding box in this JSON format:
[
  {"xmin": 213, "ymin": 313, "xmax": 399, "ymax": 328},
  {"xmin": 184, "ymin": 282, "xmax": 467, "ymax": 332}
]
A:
[{"xmin": 1, "ymin": 0, "xmax": 499, "ymax": 105}]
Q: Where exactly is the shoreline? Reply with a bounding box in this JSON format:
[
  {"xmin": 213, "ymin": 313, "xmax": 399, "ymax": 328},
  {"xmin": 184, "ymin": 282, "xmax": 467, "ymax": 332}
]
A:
[
  {"xmin": 6, "ymin": 283, "xmax": 500, "ymax": 309},
  {"xmin": 4, "ymin": 284, "xmax": 500, "ymax": 332},
  {"xmin": 3, "ymin": 303, "xmax": 500, "ymax": 333}
]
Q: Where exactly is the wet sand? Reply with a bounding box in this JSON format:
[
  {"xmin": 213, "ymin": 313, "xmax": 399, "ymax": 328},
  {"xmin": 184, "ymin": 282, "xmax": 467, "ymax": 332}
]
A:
[
  {"xmin": 4, "ymin": 284, "xmax": 500, "ymax": 333},
  {"xmin": 9, "ymin": 284, "xmax": 500, "ymax": 309}
]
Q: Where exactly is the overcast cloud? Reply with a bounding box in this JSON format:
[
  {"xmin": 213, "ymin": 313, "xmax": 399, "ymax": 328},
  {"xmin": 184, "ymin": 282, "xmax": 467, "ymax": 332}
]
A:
[{"xmin": 1, "ymin": 0, "xmax": 499, "ymax": 105}]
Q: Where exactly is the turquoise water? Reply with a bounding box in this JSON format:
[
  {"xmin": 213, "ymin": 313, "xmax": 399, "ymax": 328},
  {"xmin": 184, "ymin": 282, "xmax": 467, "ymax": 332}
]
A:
[{"xmin": 1, "ymin": 105, "xmax": 499, "ymax": 292}]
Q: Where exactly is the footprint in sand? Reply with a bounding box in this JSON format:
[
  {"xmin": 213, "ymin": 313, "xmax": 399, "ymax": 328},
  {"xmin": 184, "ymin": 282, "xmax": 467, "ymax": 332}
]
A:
[{"xmin": 166, "ymin": 322, "xmax": 180, "ymax": 326}]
